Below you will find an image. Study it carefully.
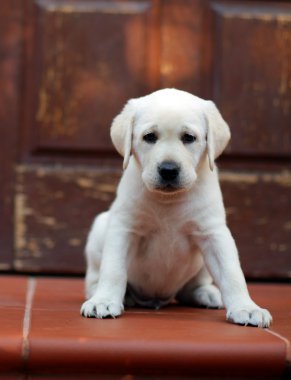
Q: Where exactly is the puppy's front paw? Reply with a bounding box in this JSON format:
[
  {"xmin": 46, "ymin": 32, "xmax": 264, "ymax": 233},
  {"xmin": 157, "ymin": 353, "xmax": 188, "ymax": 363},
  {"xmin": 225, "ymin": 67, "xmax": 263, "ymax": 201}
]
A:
[
  {"xmin": 227, "ymin": 305, "xmax": 272, "ymax": 328},
  {"xmin": 81, "ymin": 298, "xmax": 124, "ymax": 319}
]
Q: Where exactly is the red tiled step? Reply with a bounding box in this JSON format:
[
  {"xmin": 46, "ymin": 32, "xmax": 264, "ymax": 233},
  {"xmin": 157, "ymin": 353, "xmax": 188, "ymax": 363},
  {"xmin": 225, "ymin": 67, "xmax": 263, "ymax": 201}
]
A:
[
  {"xmin": 0, "ymin": 276, "xmax": 27, "ymax": 373},
  {"xmin": 0, "ymin": 276, "xmax": 289, "ymax": 378}
]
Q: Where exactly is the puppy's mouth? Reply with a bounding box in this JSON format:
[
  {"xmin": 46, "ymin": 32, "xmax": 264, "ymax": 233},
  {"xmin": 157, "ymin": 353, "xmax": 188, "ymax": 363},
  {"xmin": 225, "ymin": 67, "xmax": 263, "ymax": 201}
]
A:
[
  {"xmin": 154, "ymin": 183, "xmax": 186, "ymax": 194},
  {"xmin": 158, "ymin": 184, "xmax": 178, "ymax": 192}
]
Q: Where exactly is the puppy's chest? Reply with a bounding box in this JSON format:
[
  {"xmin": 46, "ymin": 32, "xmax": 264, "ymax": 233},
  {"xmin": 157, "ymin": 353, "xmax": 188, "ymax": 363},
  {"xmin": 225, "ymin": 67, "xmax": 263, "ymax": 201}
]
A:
[
  {"xmin": 127, "ymin": 217, "xmax": 199, "ymax": 299},
  {"xmin": 138, "ymin": 226, "xmax": 189, "ymax": 255},
  {"xmin": 131, "ymin": 205, "xmax": 195, "ymax": 254},
  {"xmin": 128, "ymin": 213, "xmax": 194, "ymax": 270}
]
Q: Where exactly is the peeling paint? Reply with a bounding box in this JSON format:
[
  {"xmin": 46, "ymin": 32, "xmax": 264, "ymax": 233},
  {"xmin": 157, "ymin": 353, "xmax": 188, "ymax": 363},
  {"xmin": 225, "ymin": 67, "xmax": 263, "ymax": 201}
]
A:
[
  {"xmin": 261, "ymin": 171, "xmax": 291, "ymax": 187},
  {"xmin": 270, "ymin": 243, "xmax": 288, "ymax": 252},
  {"xmin": 35, "ymin": 168, "xmax": 48, "ymax": 178},
  {"xmin": 96, "ymin": 183, "xmax": 116, "ymax": 193},
  {"xmin": 36, "ymin": 0, "xmax": 150, "ymax": 14},
  {"xmin": 224, "ymin": 12, "xmax": 291, "ymax": 22},
  {"xmin": 27, "ymin": 239, "xmax": 42, "ymax": 258},
  {"xmin": 68, "ymin": 238, "xmax": 82, "ymax": 247},
  {"xmin": 14, "ymin": 193, "xmax": 28, "ymax": 252},
  {"xmin": 220, "ymin": 172, "xmax": 258, "ymax": 184},
  {"xmin": 37, "ymin": 216, "xmax": 57, "ymax": 226},
  {"xmin": 14, "ymin": 188, "xmax": 65, "ymax": 256},
  {"xmin": 221, "ymin": 171, "xmax": 291, "ymax": 187},
  {"xmin": 77, "ymin": 178, "xmax": 95, "ymax": 189},
  {"xmin": 35, "ymin": 11, "xmax": 80, "ymax": 139},
  {"xmin": 16, "ymin": 163, "xmax": 121, "ymax": 177},
  {"xmin": 76, "ymin": 178, "xmax": 116, "ymax": 195},
  {"xmin": 216, "ymin": 4, "xmax": 291, "ymax": 23},
  {"xmin": 0, "ymin": 263, "xmax": 11, "ymax": 270}
]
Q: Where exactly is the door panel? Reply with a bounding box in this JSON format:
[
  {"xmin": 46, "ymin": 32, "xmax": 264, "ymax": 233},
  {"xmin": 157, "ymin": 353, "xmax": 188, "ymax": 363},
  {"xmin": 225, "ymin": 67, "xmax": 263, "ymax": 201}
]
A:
[
  {"xmin": 160, "ymin": 0, "xmax": 206, "ymax": 95},
  {"xmin": 22, "ymin": 0, "xmax": 159, "ymax": 156},
  {"xmin": 211, "ymin": 1, "xmax": 291, "ymax": 156},
  {"xmin": 14, "ymin": 164, "xmax": 120, "ymax": 273},
  {"xmin": 34, "ymin": 1, "xmax": 150, "ymax": 152},
  {"xmin": 14, "ymin": 165, "xmax": 291, "ymax": 279},
  {"xmin": 221, "ymin": 170, "xmax": 291, "ymax": 279}
]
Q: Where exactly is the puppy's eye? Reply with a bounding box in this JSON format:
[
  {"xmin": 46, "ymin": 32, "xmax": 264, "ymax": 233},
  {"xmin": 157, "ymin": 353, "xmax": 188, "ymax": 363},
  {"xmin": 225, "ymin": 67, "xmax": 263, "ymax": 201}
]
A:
[
  {"xmin": 143, "ymin": 132, "xmax": 158, "ymax": 144},
  {"xmin": 181, "ymin": 133, "xmax": 196, "ymax": 144}
]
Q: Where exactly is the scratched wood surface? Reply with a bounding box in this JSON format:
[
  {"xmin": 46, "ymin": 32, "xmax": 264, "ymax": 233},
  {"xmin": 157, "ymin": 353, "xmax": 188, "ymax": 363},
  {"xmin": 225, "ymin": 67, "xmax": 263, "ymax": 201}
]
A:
[
  {"xmin": 14, "ymin": 164, "xmax": 120, "ymax": 273},
  {"xmin": 0, "ymin": 2, "xmax": 23, "ymax": 270},
  {"xmin": 1, "ymin": 0, "xmax": 290, "ymax": 277},
  {"xmin": 21, "ymin": 0, "xmax": 160, "ymax": 156},
  {"xmin": 14, "ymin": 164, "xmax": 291, "ymax": 278},
  {"xmin": 211, "ymin": 2, "xmax": 291, "ymax": 157}
]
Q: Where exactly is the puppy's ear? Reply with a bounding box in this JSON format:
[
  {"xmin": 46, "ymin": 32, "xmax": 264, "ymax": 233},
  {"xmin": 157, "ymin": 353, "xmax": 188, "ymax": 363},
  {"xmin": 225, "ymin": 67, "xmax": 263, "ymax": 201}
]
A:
[
  {"xmin": 204, "ymin": 101, "xmax": 230, "ymax": 171},
  {"xmin": 110, "ymin": 100, "xmax": 135, "ymax": 170}
]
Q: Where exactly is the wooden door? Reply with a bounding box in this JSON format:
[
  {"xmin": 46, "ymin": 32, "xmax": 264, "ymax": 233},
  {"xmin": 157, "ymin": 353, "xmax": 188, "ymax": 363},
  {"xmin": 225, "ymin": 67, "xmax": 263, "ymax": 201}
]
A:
[{"xmin": 0, "ymin": 0, "xmax": 290, "ymax": 278}]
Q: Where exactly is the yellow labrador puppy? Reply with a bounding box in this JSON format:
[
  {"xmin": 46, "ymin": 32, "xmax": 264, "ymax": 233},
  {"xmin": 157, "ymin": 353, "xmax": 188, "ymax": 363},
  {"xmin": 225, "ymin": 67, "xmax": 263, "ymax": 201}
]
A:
[{"xmin": 81, "ymin": 89, "xmax": 272, "ymax": 327}]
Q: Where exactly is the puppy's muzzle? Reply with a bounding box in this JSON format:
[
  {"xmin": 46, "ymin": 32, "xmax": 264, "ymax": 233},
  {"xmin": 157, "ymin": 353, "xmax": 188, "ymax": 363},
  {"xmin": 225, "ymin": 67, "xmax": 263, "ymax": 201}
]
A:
[{"xmin": 158, "ymin": 161, "xmax": 180, "ymax": 189}]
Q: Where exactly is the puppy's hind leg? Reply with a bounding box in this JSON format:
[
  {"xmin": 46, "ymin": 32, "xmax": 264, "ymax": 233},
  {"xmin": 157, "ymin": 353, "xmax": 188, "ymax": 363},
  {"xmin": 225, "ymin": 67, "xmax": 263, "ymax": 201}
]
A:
[
  {"xmin": 84, "ymin": 212, "xmax": 109, "ymax": 299},
  {"xmin": 177, "ymin": 266, "xmax": 224, "ymax": 309}
]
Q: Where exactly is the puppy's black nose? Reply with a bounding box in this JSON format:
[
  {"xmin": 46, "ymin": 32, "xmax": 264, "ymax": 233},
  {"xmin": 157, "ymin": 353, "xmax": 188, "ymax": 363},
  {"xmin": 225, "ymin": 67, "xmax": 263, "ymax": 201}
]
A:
[{"xmin": 158, "ymin": 161, "xmax": 180, "ymax": 182}]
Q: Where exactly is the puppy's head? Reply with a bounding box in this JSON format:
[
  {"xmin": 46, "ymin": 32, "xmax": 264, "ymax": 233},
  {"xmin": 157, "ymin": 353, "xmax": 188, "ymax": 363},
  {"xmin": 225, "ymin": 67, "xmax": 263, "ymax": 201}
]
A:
[{"xmin": 111, "ymin": 89, "xmax": 230, "ymax": 194}]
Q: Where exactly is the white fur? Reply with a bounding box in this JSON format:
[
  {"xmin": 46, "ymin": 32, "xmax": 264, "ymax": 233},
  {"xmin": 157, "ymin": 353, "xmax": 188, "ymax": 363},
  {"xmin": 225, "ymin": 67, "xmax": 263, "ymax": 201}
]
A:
[{"xmin": 81, "ymin": 89, "xmax": 272, "ymax": 327}]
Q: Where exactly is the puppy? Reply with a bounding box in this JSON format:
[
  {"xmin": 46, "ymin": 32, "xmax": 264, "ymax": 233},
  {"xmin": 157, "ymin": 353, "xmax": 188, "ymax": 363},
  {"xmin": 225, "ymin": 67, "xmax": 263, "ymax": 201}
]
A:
[{"xmin": 81, "ymin": 89, "xmax": 272, "ymax": 327}]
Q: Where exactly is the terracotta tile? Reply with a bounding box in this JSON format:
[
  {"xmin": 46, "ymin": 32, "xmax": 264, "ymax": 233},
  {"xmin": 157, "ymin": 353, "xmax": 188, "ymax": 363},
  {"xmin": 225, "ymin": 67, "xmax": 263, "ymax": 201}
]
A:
[
  {"xmin": 0, "ymin": 277, "xmax": 287, "ymax": 377},
  {"xmin": 249, "ymin": 284, "xmax": 291, "ymax": 352},
  {"xmin": 32, "ymin": 277, "xmax": 84, "ymax": 310},
  {"xmin": 0, "ymin": 275, "xmax": 27, "ymax": 307},
  {"xmin": 248, "ymin": 284, "xmax": 291, "ymax": 375},
  {"xmin": 27, "ymin": 278, "xmax": 286, "ymax": 378},
  {"xmin": 0, "ymin": 276, "xmax": 28, "ymax": 372}
]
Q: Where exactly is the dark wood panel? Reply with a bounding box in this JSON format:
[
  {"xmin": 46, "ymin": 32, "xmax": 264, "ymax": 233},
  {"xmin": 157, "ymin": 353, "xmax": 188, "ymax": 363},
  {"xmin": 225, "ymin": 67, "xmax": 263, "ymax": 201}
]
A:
[
  {"xmin": 14, "ymin": 164, "xmax": 121, "ymax": 273},
  {"xmin": 0, "ymin": 1, "xmax": 22, "ymax": 270},
  {"xmin": 221, "ymin": 169, "xmax": 291, "ymax": 279},
  {"xmin": 22, "ymin": 0, "xmax": 159, "ymax": 156},
  {"xmin": 14, "ymin": 164, "xmax": 291, "ymax": 279},
  {"xmin": 160, "ymin": 0, "xmax": 208, "ymax": 96},
  {"xmin": 211, "ymin": 1, "xmax": 291, "ymax": 157}
]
